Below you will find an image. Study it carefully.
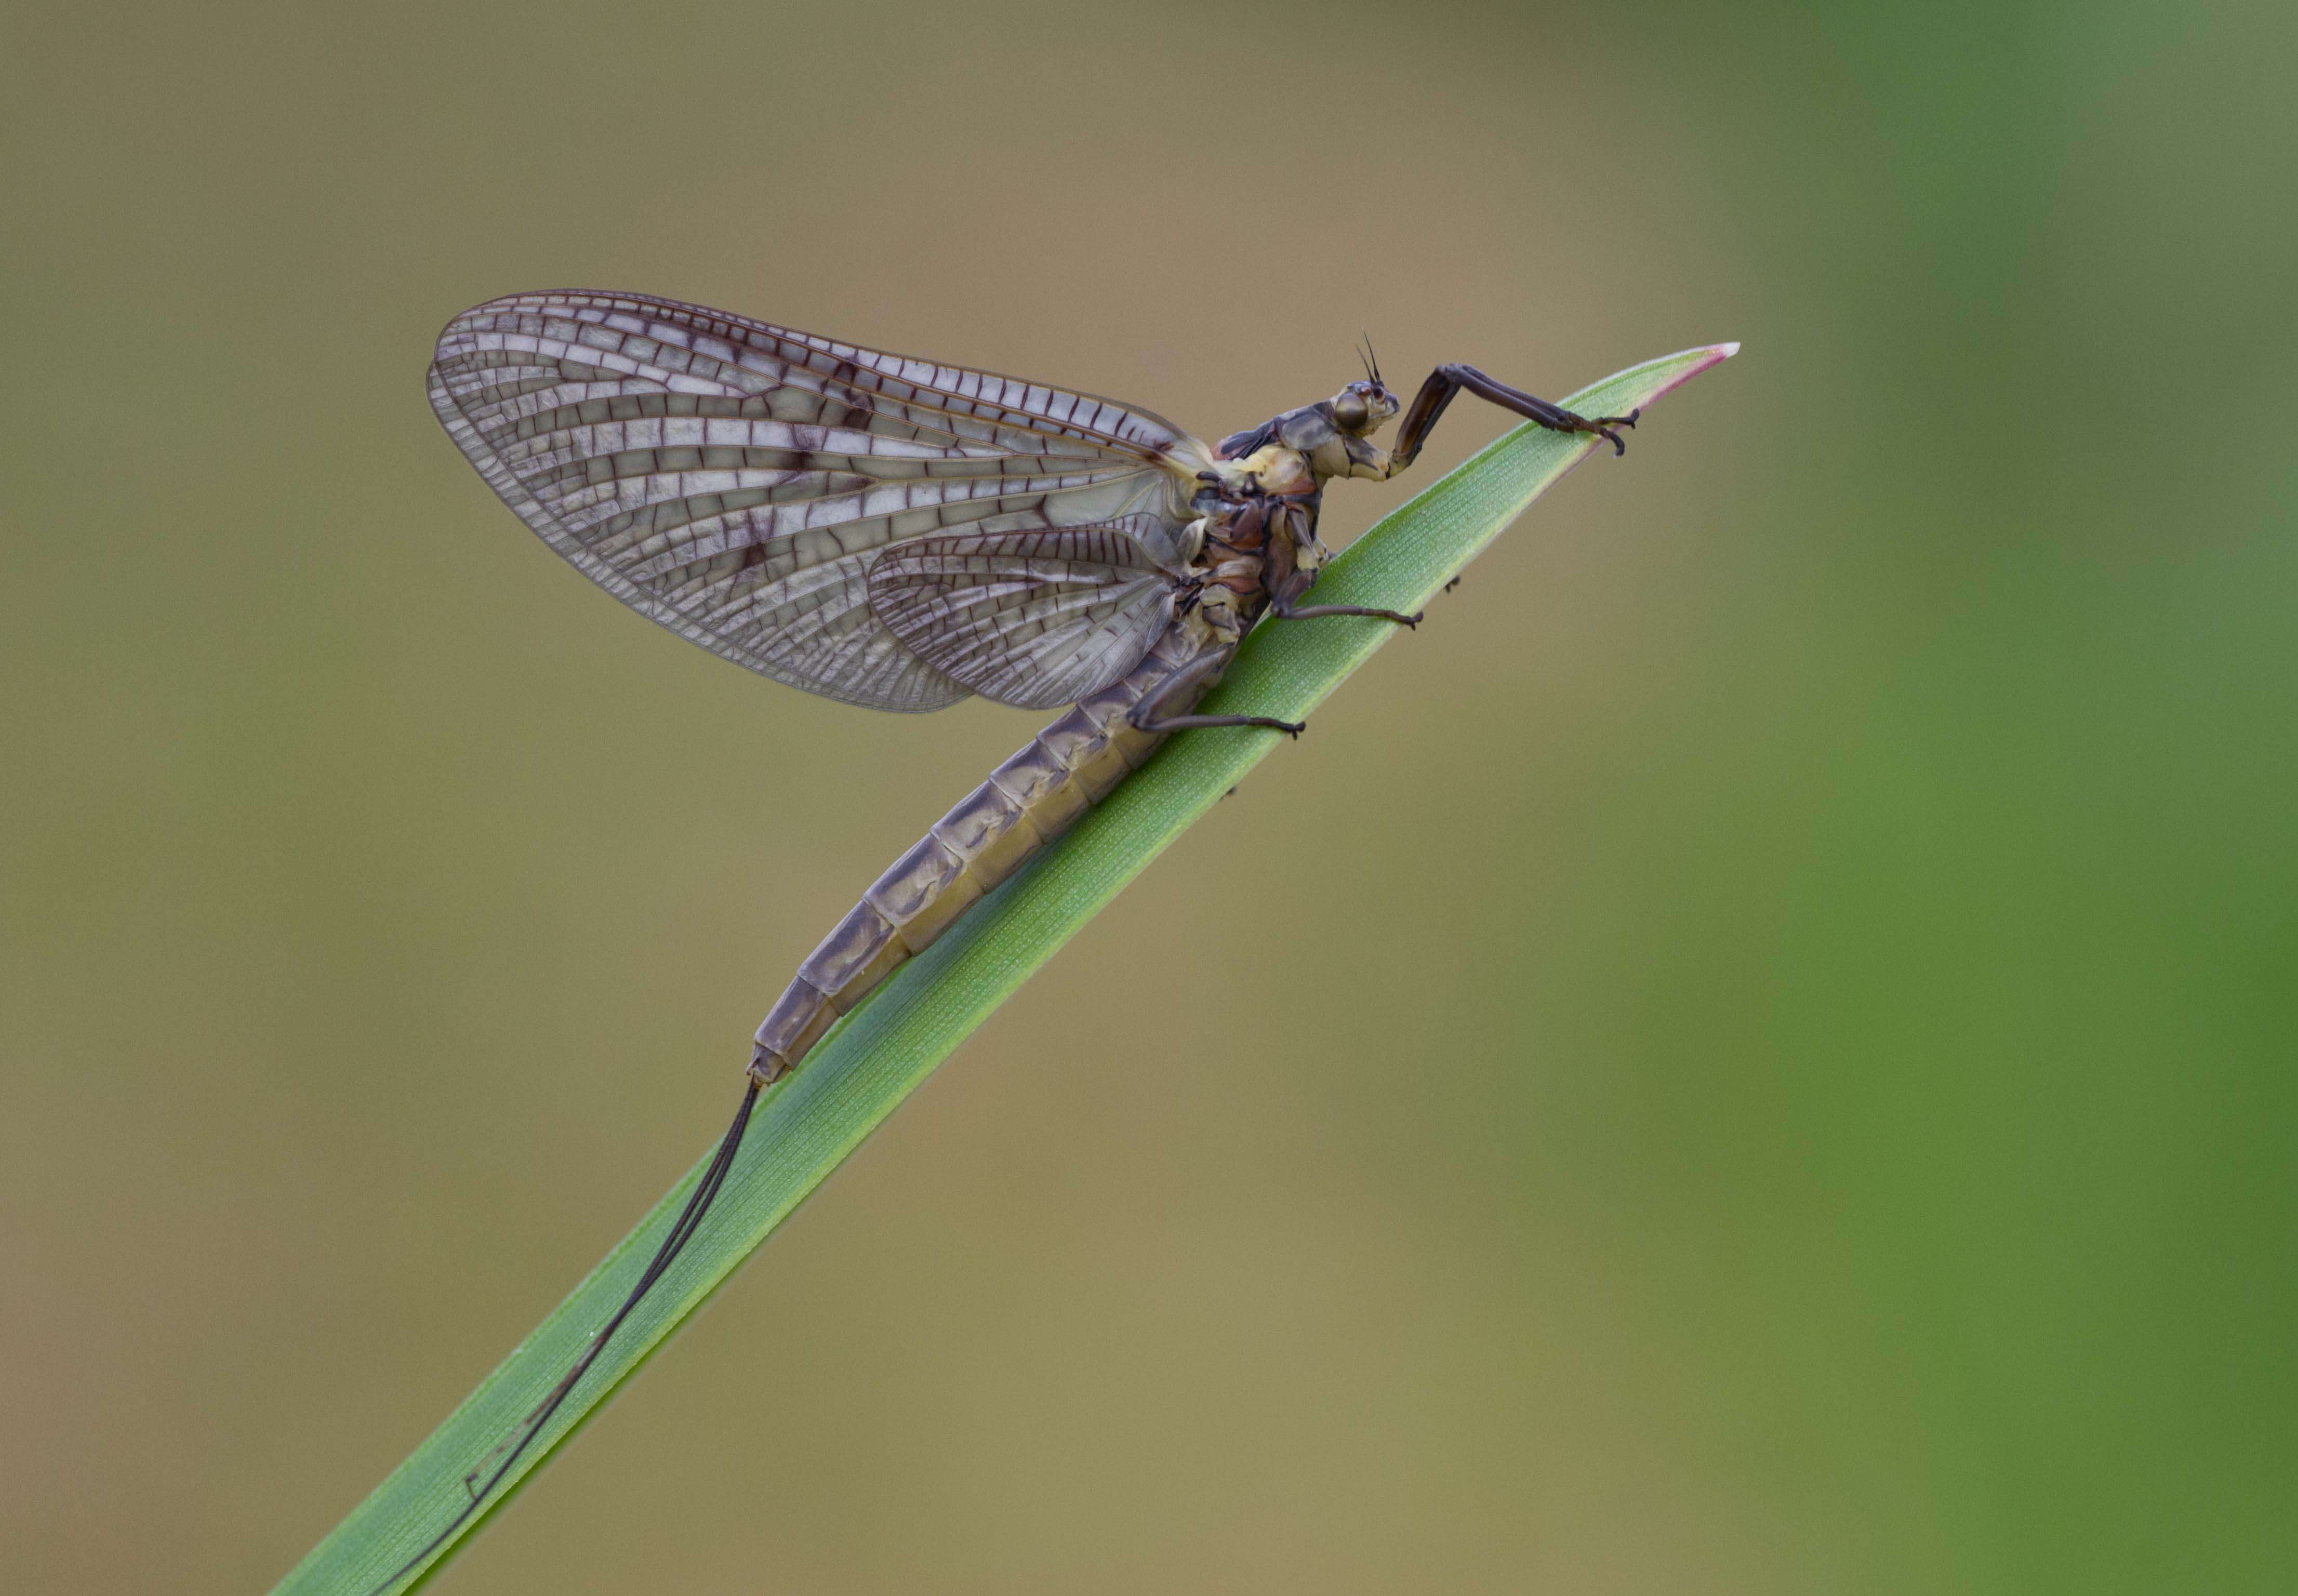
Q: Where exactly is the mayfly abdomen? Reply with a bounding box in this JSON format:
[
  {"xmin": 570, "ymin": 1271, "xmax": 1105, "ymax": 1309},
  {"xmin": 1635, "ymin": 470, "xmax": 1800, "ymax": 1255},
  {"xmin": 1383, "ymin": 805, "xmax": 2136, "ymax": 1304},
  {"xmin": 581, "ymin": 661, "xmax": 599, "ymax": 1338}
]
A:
[{"xmin": 749, "ymin": 624, "xmax": 1210, "ymax": 1079}]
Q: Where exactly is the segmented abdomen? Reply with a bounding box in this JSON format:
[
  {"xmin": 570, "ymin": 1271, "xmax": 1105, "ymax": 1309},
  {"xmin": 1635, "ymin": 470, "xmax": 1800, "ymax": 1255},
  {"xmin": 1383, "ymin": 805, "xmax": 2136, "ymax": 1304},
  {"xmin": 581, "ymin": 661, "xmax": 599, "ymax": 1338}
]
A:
[{"xmin": 749, "ymin": 624, "xmax": 1213, "ymax": 1080}]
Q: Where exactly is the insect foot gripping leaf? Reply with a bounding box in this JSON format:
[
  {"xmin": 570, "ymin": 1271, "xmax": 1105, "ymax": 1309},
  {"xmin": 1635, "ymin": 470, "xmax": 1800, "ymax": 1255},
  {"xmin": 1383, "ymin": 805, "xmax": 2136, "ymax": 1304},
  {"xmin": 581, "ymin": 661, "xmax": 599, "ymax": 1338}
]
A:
[{"xmin": 276, "ymin": 340, "xmax": 1735, "ymax": 1596}]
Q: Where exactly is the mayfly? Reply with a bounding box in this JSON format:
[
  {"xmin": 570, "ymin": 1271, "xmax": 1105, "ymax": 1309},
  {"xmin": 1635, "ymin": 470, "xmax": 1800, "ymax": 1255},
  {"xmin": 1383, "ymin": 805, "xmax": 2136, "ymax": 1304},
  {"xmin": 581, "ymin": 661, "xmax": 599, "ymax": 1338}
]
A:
[{"xmin": 384, "ymin": 288, "xmax": 1643, "ymax": 1588}]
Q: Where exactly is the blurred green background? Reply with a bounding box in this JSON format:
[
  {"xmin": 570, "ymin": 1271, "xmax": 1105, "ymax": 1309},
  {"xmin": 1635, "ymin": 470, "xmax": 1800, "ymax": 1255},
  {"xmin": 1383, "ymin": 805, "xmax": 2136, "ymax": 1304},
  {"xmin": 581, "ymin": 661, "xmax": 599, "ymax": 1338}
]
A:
[{"xmin": 5, "ymin": 0, "xmax": 2293, "ymax": 1591}]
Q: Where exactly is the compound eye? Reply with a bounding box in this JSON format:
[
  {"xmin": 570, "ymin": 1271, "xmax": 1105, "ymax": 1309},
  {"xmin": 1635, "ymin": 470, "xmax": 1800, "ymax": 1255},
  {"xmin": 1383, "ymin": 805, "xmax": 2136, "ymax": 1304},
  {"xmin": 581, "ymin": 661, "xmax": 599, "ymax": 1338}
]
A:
[{"xmin": 1332, "ymin": 389, "xmax": 1370, "ymax": 430}]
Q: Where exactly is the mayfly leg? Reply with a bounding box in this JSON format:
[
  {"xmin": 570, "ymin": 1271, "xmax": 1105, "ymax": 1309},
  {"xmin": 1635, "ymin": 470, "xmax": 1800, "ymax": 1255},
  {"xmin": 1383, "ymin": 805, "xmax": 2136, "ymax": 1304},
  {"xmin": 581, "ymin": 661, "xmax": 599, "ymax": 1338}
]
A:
[
  {"xmin": 1127, "ymin": 646, "xmax": 1303, "ymax": 737},
  {"xmin": 1269, "ymin": 598, "xmax": 1423, "ymax": 627},
  {"xmin": 1264, "ymin": 541, "xmax": 1422, "ymax": 629},
  {"xmin": 1388, "ymin": 363, "xmax": 1641, "ymax": 472},
  {"xmin": 1239, "ymin": 502, "xmax": 1422, "ymax": 630}
]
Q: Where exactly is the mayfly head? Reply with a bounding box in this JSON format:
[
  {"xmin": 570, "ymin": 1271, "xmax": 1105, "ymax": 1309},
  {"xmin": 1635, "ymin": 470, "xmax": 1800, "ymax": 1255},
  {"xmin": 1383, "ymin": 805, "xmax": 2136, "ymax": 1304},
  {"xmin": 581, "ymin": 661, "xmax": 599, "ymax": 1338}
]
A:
[
  {"xmin": 1325, "ymin": 377, "xmax": 1400, "ymax": 437},
  {"xmin": 1330, "ymin": 332, "xmax": 1398, "ymax": 436}
]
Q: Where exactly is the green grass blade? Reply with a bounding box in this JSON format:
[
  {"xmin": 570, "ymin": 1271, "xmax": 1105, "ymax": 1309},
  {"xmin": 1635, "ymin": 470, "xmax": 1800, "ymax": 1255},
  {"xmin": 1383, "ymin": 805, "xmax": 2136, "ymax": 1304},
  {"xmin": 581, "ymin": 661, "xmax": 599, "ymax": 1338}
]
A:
[{"xmin": 274, "ymin": 342, "xmax": 1736, "ymax": 1594}]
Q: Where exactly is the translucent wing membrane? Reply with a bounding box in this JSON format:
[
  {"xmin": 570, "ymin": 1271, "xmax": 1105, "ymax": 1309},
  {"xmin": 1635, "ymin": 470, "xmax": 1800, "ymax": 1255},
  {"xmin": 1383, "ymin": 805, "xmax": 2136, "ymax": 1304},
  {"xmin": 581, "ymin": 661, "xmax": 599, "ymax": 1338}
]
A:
[
  {"xmin": 868, "ymin": 522, "xmax": 1182, "ymax": 711},
  {"xmin": 428, "ymin": 290, "xmax": 1206, "ymax": 711}
]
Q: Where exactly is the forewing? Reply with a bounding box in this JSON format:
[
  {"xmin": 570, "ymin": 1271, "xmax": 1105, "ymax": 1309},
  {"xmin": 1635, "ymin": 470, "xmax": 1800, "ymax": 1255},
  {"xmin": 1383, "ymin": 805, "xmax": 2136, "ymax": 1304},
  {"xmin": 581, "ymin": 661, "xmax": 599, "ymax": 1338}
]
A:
[
  {"xmin": 428, "ymin": 289, "xmax": 1205, "ymax": 711},
  {"xmin": 867, "ymin": 522, "xmax": 1179, "ymax": 711}
]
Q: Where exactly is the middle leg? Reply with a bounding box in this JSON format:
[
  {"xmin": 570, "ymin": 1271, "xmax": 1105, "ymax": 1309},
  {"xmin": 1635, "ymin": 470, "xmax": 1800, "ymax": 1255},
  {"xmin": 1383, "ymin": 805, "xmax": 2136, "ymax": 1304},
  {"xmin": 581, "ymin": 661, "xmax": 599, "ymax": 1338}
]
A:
[
  {"xmin": 1126, "ymin": 644, "xmax": 1304, "ymax": 737},
  {"xmin": 1270, "ymin": 597, "xmax": 1422, "ymax": 628},
  {"xmin": 1265, "ymin": 553, "xmax": 1422, "ymax": 629}
]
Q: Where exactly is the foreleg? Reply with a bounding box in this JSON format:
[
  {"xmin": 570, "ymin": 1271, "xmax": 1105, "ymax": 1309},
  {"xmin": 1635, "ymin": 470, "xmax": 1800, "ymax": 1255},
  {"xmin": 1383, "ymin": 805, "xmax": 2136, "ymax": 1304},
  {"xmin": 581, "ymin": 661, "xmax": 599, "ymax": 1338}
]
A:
[{"xmin": 1388, "ymin": 363, "xmax": 1640, "ymax": 474}]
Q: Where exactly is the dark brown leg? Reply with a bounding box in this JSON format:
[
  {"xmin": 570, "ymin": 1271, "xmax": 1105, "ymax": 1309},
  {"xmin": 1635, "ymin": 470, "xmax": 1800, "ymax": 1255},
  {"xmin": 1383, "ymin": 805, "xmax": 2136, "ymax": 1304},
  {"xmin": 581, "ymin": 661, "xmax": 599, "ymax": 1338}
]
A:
[
  {"xmin": 1138, "ymin": 711, "xmax": 1305, "ymax": 735},
  {"xmin": 1264, "ymin": 550, "xmax": 1421, "ymax": 630},
  {"xmin": 1271, "ymin": 598, "xmax": 1423, "ymax": 628},
  {"xmin": 1126, "ymin": 647, "xmax": 1304, "ymax": 737},
  {"xmin": 1389, "ymin": 363, "xmax": 1640, "ymax": 472}
]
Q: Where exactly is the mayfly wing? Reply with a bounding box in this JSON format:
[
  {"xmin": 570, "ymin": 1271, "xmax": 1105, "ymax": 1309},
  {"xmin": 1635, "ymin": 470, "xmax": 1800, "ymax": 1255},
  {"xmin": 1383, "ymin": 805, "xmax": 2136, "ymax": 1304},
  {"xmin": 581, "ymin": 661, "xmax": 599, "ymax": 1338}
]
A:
[
  {"xmin": 866, "ymin": 520, "xmax": 1184, "ymax": 712},
  {"xmin": 427, "ymin": 290, "xmax": 1208, "ymax": 711}
]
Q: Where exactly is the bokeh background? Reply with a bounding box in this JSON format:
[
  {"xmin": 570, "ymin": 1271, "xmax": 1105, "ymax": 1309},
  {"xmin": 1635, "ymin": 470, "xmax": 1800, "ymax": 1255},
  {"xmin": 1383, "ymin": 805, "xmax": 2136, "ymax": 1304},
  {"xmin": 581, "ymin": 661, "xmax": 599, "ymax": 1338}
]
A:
[{"xmin": 5, "ymin": 1, "xmax": 2294, "ymax": 1591}]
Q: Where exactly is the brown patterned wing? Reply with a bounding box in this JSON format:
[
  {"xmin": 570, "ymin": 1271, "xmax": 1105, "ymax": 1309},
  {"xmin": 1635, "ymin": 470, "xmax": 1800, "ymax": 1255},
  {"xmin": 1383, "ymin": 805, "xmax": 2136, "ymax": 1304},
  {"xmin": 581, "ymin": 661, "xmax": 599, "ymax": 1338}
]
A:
[
  {"xmin": 428, "ymin": 290, "xmax": 1208, "ymax": 711},
  {"xmin": 866, "ymin": 522, "xmax": 1181, "ymax": 712}
]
